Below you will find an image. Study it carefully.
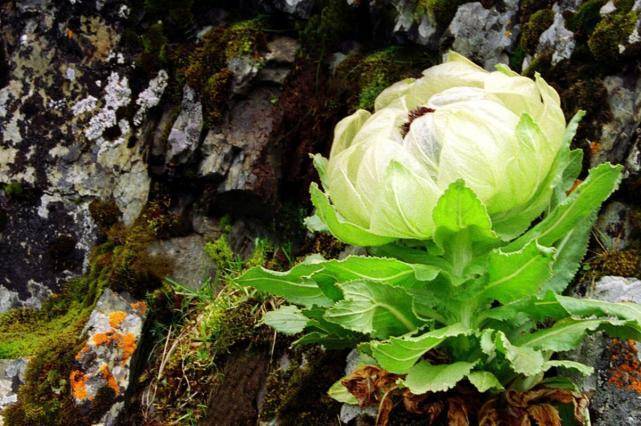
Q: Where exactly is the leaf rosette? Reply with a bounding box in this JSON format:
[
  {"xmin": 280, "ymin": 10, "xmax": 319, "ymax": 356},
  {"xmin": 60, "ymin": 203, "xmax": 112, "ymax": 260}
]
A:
[{"xmin": 234, "ymin": 52, "xmax": 637, "ymax": 423}]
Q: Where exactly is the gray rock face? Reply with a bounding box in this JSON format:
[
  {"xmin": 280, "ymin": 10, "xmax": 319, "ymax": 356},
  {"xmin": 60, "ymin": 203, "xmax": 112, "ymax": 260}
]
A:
[
  {"xmin": 537, "ymin": 4, "xmax": 575, "ymax": 66},
  {"xmin": 269, "ymin": 0, "xmax": 315, "ymax": 18},
  {"xmin": 0, "ymin": 1, "xmax": 167, "ymax": 298},
  {"xmin": 165, "ymin": 85, "xmax": 204, "ymax": 166},
  {"xmin": 392, "ymin": 0, "xmax": 438, "ymax": 47},
  {"xmin": 595, "ymin": 201, "xmax": 637, "ymax": 251},
  {"xmin": 71, "ymin": 289, "xmax": 147, "ymax": 423},
  {"xmin": 592, "ymin": 74, "xmax": 641, "ymax": 168},
  {"xmin": 147, "ymin": 234, "xmax": 215, "ymax": 290},
  {"xmin": 0, "ymin": 358, "xmax": 28, "ymax": 423},
  {"xmin": 446, "ymin": 2, "xmax": 519, "ymax": 69}
]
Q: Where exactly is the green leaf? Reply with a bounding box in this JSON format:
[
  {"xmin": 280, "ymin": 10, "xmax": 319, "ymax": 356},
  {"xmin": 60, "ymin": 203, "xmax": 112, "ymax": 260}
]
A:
[
  {"xmin": 432, "ymin": 180, "xmax": 499, "ymax": 281},
  {"xmin": 551, "ymin": 148, "xmax": 584, "ymax": 208},
  {"xmin": 314, "ymin": 255, "xmax": 439, "ymax": 288},
  {"xmin": 517, "ymin": 318, "xmax": 641, "ymax": 351},
  {"xmin": 433, "ymin": 180, "xmax": 498, "ymax": 250},
  {"xmin": 264, "ymin": 305, "xmax": 309, "ymax": 335},
  {"xmin": 302, "ymin": 306, "xmax": 359, "ymax": 340},
  {"xmin": 542, "ymin": 213, "xmax": 595, "ymax": 294},
  {"xmin": 324, "ymin": 280, "xmax": 422, "ymax": 339},
  {"xmin": 235, "ymin": 262, "xmax": 331, "ymax": 307},
  {"xmin": 292, "ymin": 332, "xmax": 357, "ymax": 349},
  {"xmin": 481, "ymin": 241, "xmax": 554, "ymax": 304},
  {"xmin": 555, "ymin": 295, "xmax": 641, "ymax": 323},
  {"xmin": 371, "ymin": 323, "xmax": 470, "ymax": 374},
  {"xmin": 309, "ymin": 183, "xmax": 395, "ymax": 247},
  {"xmin": 542, "ymin": 360, "xmax": 594, "ymax": 376},
  {"xmin": 404, "ymin": 361, "xmax": 477, "ymax": 394},
  {"xmin": 506, "ymin": 162, "xmax": 623, "ymax": 251},
  {"xmin": 492, "ymin": 330, "xmax": 545, "ymax": 377},
  {"xmin": 328, "ymin": 380, "xmax": 358, "ymax": 405},
  {"xmin": 468, "ymin": 371, "xmax": 504, "ymax": 392}
]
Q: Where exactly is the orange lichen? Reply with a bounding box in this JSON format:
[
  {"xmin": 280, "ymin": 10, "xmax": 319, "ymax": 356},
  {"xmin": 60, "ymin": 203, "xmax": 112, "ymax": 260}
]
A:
[
  {"xmin": 130, "ymin": 301, "xmax": 147, "ymax": 315},
  {"xmin": 99, "ymin": 364, "xmax": 120, "ymax": 396},
  {"xmin": 589, "ymin": 141, "xmax": 601, "ymax": 156},
  {"xmin": 108, "ymin": 311, "xmax": 127, "ymax": 329},
  {"xmin": 92, "ymin": 331, "xmax": 115, "ymax": 346},
  {"xmin": 119, "ymin": 332, "xmax": 137, "ymax": 362},
  {"xmin": 70, "ymin": 370, "xmax": 89, "ymax": 400},
  {"xmin": 75, "ymin": 345, "xmax": 89, "ymax": 361},
  {"xmin": 607, "ymin": 339, "xmax": 641, "ymax": 393}
]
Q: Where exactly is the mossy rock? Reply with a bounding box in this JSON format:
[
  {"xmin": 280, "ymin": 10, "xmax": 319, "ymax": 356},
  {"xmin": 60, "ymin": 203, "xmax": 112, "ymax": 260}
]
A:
[
  {"xmin": 568, "ymin": 0, "xmax": 607, "ymax": 35},
  {"xmin": 520, "ymin": 8, "xmax": 554, "ymax": 53},
  {"xmin": 588, "ymin": 11, "xmax": 638, "ymax": 62},
  {"xmin": 417, "ymin": 0, "xmax": 469, "ymax": 28}
]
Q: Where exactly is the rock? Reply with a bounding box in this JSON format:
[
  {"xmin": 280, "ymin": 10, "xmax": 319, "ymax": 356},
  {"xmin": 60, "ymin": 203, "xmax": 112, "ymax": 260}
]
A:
[
  {"xmin": 147, "ymin": 234, "xmax": 215, "ymax": 290},
  {"xmin": 269, "ymin": 0, "xmax": 315, "ymax": 18},
  {"xmin": 196, "ymin": 86, "xmax": 281, "ymax": 209},
  {"xmin": 591, "ymin": 74, "xmax": 641, "ymax": 167},
  {"xmin": 445, "ymin": 2, "xmax": 519, "ymax": 70},
  {"xmin": 199, "ymin": 130, "xmax": 236, "ymax": 178},
  {"xmin": 257, "ymin": 66, "xmax": 291, "ymax": 85},
  {"xmin": 165, "ymin": 85, "xmax": 204, "ymax": 166},
  {"xmin": 228, "ymin": 56, "xmax": 262, "ymax": 94},
  {"xmin": 595, "ymin": 202, "xmax": 636, "ymax": 251},
  {"xmin": 567, "ymin": 276, "xmax": 641, "ymax": 425},
  {"xmin": 0, "ymin": 358, "xmax": 28, "ymax": 422},
  {"xmin": 392, "ymin": 1, "xmax": 438, "ymax": 47},
  {"xmin": 600, "ymin": 1, "xmax": 616, "ymax": 16},
  {"xmin": 0, "ymin": 286, "xmax": 21, "ymax": 313},
  {"xmin": 265, "ymin": 37, "xmax": 299, "ymax": 64},
  {"xmin": 70, "ymin": 289, "xmax": 147, "ymax": 422},
  {"xmin": 537, "ymin": 4, "xmax": 576, "ymax": 66},
  {"xmin": 591, "ymin": 276, "xmax": 641, "ymax": 303}
]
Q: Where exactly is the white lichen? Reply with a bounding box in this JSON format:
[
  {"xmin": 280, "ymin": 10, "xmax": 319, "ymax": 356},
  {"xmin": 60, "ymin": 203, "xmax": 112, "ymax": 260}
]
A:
[
  {"xmin": 133, "ymin": 70, "xmax": 168, "ymax": 126},
  {"xmin": 84, "ymin": 72, "xmax": 131, "ymax": 141}
]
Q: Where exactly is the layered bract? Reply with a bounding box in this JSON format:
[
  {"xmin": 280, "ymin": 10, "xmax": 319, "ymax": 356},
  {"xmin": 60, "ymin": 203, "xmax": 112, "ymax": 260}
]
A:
[{"xmin": 313, "ymin": 52, "xmax": 566, "ymax": 244}]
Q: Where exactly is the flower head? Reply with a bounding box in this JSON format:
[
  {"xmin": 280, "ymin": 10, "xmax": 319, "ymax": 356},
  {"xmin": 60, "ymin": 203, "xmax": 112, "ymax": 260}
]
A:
[{"xmin": 311, "ymin": 52, "xmax": 568, "ymax": 246}]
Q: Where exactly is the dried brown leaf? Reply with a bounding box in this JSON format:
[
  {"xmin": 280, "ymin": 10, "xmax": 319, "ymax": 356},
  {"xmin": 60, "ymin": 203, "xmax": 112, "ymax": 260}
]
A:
[
  {"xmin": 527, "ymin": 403, "xmax": 562, "ymax": 426},
  {"xmin": 448, "ymin": 396, "xmax": 471, "ymax": 426}
]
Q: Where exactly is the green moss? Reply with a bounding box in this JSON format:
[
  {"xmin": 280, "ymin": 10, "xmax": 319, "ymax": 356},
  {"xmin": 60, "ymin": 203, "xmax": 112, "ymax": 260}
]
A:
[
  {"xmin": 568, "ymin": 0, "xmax": 607, "ymax": 35},
  {"xmin": 509, "ymin": 45, "xmax": 527, "ymax": 72},
  {"xmin": 224, "ymin": 18, "xmax": 265, "ymax": 60},
  {"xmin": 591, "ymin": 249, "xmax": 641, "ymax": 278},
  {"xmin": 417, "ymin": 0, "xmax": 468, "ymax": 28},
  {"xmin": 88, "ymin": 198, "xmax": 121, "ymax": 234},
  {"xmin": 205, "ymin": 235, "xmax": 236, "ymax": 271},
  {"xmin": 299, "ymin": 0, "xmax": 354, "ymax": 55},
  {"xmin": 614, "ymin": 0, "xmax": 635, "ymax": 12},
  {"xmin": 138, "ymin": 22, "xmax": 169, "ymax": 73},
  {"xmin": 2, "ymin": 181, "xmax": 24, "ymax": 198},
  {"xmin": 520, "ymin": 8, "xmax": 554, "ymax": 53},
  {"xmin": 3, "ymin": 323, "xmax": 88, "ymax": 425},
  {"xmin": 336, "ymin": 46, "xmax": 434, "ymax": 111},
  {"xmin": 588, "ymin": 11, "xmax": 637, "ymax": 62}
]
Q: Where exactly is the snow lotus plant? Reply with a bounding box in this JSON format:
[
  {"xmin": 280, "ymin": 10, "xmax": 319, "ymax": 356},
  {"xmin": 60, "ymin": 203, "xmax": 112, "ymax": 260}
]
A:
[{"xmin": 236, "ymin": 53, "xmax": 640, "ymax": 422}]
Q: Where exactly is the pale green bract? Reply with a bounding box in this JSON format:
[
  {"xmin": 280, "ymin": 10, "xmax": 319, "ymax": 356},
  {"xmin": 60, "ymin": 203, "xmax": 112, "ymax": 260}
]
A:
[
  {"xmin": 310, "ymin": 51, "xmax": 567, "ymax": 245},
  {"xmin": 234, "ymin": 52, "xmax": 639, "ymax": 415}
]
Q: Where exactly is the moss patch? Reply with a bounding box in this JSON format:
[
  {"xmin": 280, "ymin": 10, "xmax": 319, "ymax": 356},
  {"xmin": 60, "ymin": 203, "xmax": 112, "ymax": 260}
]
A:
[
  {"xmin": 335, "ymin": 46, "xmax": 435, "ymax": 112},
  {"xmin": 417, "ymin": 0, "xmax": 469, "ymax": 28},
  {"xmin": 588, "ymin": 10, "xmax": 637, "ymax": 62},
  {"xmin": 568, "ymin": 0, "xmax": 607, "ymax": 36},
  {"xmin": 520, "ymin": 8, "xmax": 554, "ymax": 53}
]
